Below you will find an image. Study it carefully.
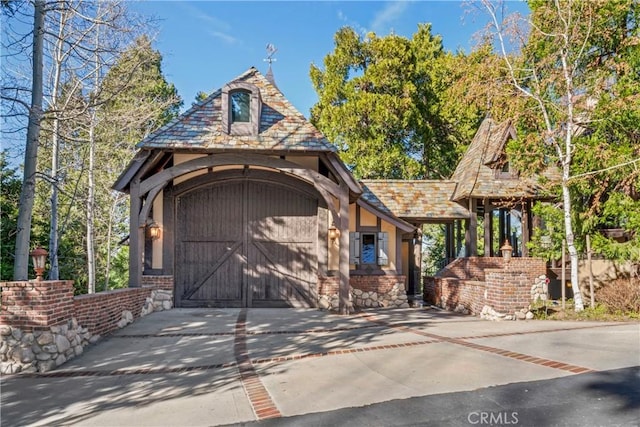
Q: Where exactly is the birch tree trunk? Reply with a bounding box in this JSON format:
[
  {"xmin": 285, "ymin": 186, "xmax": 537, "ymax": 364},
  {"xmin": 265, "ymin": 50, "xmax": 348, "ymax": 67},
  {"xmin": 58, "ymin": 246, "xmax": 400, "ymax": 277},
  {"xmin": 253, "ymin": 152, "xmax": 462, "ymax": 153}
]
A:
[
  {"xmin": 481, "ymin": 0, "xmax": 585, "ymax": 311},
  {"xmin": 47, "ymin": 7, "xmax": 71, "ymax": 281},
  {"xmin": 86, "ymin": 117, "xmax": 96, "ymax": 293},
  {"xmin": 13, "ymin": 0, "xmax": 45, "ymax": 280}
]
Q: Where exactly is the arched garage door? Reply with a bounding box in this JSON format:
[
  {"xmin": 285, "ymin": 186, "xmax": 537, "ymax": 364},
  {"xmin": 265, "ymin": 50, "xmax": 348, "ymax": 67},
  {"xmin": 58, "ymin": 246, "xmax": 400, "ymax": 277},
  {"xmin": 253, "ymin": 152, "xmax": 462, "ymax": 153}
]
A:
[{"xmin": 174, "ymin": 179, "xmax": 318, "ymax": 308}]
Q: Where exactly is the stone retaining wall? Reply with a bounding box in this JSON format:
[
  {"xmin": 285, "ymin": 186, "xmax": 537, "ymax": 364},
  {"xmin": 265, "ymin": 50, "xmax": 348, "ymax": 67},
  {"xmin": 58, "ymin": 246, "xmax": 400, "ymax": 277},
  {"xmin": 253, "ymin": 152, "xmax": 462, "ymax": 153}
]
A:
[{"xmin": 1, "ymin": 277, "xmax": 174, "ymax": 374}]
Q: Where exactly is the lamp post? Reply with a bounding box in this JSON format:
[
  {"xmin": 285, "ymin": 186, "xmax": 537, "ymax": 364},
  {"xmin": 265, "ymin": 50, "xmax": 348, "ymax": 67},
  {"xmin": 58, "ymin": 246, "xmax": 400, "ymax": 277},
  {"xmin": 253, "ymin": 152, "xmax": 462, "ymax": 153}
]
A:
[
  {"xmin": 29, "ymin": 246, "xmax": 48, "ymax": 281},
  {"xmin": 500, "ymin": 240, "xmax": 513, "ymax": 263}
]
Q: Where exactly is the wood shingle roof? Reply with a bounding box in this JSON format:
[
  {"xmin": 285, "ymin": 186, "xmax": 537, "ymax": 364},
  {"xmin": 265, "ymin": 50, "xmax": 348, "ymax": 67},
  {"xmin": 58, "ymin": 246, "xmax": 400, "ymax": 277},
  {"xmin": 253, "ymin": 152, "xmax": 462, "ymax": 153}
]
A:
[
  {"xmin": 450, "ymin": 118, "xmax": 559, "ymax": 201},
  {"xmin": 361, "ymin": 180, "xmax": 469, "ymax": 221},
  {"xmin": 137, "ymin": 67, "xmax": 336, "ymax": 152}
]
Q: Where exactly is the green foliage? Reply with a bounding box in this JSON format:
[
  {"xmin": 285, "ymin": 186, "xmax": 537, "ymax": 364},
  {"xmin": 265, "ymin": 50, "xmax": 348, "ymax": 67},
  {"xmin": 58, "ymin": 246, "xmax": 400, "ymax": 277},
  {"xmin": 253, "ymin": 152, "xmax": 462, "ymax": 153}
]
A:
[
  {"xmin": 35, "ymin": 35, "xmax": 181, "ymax": 291},
  {"xmin": 0, "ymin": 152, "xmax": 21, "ymax": 280},
  {"xmin": 507, "ymin": 1, "xmax": 640, "ymax": 265},
  {"xmin": 194, "ymin": 91, "xmax": 209, "ymax": 105},
  {"xmin": 528, "ymin": 202, "xmax": 566, "ymax": 260},
  {"xmin": 312, "ymin": 25, "xmax": 466, "ymax": 179}
]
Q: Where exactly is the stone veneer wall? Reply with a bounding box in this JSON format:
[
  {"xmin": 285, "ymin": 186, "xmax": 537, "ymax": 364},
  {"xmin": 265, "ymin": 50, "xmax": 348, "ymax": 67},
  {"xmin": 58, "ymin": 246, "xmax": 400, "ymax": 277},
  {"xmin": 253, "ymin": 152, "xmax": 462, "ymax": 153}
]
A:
[
  {"xmin": 0, "ymin": 275, "xmax": 174, "ymax": 374},
  {"xmin": 424, "ymin": 257, "xmax": 546, "ymax": 317},
  {"xmin": 318, "ymin": 275, "xmax": 409, "ymax": 310}
]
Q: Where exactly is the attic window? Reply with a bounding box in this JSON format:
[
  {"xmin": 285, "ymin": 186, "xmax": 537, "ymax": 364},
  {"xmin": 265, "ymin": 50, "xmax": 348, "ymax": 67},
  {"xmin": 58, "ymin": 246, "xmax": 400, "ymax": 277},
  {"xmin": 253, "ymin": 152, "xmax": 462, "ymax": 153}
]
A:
[
  {"xmin": 496, "ymin": 160, "xmax": 518, "ymax": 179},
  {"xmin": 221, "ymin": 82, "xmax": 261, "ymax": 136},
  {"xmin": 231, "ymin": 90, "xmax": 251, "ymax": 123}
]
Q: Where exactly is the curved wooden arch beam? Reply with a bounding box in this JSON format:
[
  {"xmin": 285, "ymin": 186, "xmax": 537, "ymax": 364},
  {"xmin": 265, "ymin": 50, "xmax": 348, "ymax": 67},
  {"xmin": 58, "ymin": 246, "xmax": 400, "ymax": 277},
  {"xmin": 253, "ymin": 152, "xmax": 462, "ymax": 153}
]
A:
[
  {"xmin": 138, "ymin": 168, "xmax": 340, "ymax": 227},
  {"xmin": 137, "ymin": 153, "xmax": 344, "ymax": 225},
  {"xmin": 140, "ymin": 153, "xmax": 341, "ymax": 197}
]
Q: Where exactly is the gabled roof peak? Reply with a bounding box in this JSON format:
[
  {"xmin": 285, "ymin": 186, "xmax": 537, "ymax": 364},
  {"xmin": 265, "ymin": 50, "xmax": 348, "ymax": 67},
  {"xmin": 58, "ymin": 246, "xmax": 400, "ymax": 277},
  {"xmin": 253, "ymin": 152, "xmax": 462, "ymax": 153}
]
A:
[{"xmin": 134, "ymin": 67, "xmax": 335, "ymax": 153}]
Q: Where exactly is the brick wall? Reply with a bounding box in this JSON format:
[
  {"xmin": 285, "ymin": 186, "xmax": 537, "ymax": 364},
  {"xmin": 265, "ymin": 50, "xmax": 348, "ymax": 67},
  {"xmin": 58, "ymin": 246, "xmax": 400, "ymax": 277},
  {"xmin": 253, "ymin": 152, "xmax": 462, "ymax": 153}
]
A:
[
  {"xmin": 349, "ymin": 275, "xmax": 406, "ymax": 294},
  {"xmin": 141, "ymin": 275, "xmax": 174, "ymax": 291},
  {"xmin": 424, "ymin": 257, "xmax": 547, "ymax": 315},
  {"xmin": 1, "ymin": 278, "xmax": 172, "ymax": 336},
  {"xmin": 485, "ymin": 260, "xmax": 546, "ymax": 313},
  {"xmin": 0, "ymin": 281, "xmax": 74, "ymax": 331},
  {"xmin": 438, "ymin": 257, "xmax": 504, "ymax": 281},
  {"xmin": 73, "ymin": 288, "xmax": 152, "ymax": 337},
  {"xmin": 318, "ymin": 276, "xmax": 339, "ymax": 296}
]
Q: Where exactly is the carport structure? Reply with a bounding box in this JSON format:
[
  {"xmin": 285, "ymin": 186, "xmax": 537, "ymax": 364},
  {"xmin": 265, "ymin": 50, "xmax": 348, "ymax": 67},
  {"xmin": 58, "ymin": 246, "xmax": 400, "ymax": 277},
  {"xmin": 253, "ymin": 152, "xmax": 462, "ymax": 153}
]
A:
[{"xmin": 114, "ymin": 67, "xmax": 416, "ymax": 313}]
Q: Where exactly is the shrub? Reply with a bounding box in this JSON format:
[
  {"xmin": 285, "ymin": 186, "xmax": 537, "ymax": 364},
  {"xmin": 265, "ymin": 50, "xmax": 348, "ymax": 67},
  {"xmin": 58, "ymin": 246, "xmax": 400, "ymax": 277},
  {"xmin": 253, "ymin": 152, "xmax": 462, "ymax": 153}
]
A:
[{"xmin": 596, "ymin": 278, "xmax": 640, "ymax": 314}]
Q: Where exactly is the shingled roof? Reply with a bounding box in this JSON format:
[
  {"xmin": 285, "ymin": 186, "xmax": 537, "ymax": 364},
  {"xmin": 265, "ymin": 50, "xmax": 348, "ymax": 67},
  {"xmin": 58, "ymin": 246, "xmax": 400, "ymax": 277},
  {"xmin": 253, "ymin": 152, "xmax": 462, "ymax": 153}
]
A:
[
  {"xmin": 361, "ymin": 180, "xmax": 469, "ymax": 221},
  {"xmin": 450, "ymin": 118, "xmax": 558, "ymax": 201},
  {"xmin": 137, "ymin": 67, "xmax": 336, "ymax": 152}
]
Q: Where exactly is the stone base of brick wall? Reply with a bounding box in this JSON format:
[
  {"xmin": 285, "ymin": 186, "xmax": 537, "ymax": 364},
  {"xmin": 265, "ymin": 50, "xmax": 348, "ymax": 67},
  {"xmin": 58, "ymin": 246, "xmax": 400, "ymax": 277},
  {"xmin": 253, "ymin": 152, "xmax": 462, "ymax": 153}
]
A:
[
  {"xmin": 318, "ymin": 274, "xmax": 408, "ymax": 310},
  {"xmin": 1, "ymin": 278, "xmax": 174, "ymax": 374}
]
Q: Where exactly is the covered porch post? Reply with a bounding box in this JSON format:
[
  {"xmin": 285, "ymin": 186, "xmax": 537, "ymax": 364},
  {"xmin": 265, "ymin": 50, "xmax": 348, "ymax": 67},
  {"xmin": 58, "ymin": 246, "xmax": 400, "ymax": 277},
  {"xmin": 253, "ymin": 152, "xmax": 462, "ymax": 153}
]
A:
[
  {"xmin": 128, "ymin": 179, "xmax": 143, "ymax": 287},
  {"xmin": 338, "ymin": 188, "xmax": 351, "ymax": 315},
  {"xmin": 465, "ymin": 198, "xmax": 478, "ymax": 256},
  {"xmin": 483, "ymin": 198, "xmax": 493, "ymax": 257}
]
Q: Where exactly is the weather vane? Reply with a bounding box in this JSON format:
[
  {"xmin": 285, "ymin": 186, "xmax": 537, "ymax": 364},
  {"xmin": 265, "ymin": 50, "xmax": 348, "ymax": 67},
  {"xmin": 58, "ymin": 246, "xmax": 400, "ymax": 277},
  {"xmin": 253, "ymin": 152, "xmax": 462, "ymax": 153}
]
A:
[{"xmin": 264, "ymin": 43, "xmax": 278, "ymax": 65}]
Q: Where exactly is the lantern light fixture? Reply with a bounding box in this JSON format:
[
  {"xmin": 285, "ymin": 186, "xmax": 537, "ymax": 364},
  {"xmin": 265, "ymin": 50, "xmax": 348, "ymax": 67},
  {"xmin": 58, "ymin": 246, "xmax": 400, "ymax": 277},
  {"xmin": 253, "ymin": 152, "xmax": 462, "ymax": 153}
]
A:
[
  {"xmin": 29, "ymin": 246, "xmax": 48, "ymax": 281},
  {"xmin": 147, "ymin": 221, "xmax": 161, "ymax": 240},
  {"xmin": 328, "ymin": 224, "xmax": 341, "ymax": 242},
  {"xmin": 500, "ymin": 240, "xmax": 513, "ymax": 263}
]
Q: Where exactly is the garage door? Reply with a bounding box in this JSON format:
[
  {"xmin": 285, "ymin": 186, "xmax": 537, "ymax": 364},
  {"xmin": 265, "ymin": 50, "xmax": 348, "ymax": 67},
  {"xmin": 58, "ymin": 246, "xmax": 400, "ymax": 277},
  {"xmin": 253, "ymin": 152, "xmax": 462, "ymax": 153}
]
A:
[{"xmin": 174, "ymin": 179, "xmax": 318, "ymax": 308}]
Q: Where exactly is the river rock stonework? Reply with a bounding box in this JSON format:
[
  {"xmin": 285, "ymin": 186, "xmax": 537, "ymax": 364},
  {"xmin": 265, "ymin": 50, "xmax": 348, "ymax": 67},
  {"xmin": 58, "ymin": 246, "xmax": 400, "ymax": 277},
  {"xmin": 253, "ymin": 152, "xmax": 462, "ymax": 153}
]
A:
[
  {"xmin": 0, "ymin": 288, "xmax": 173, "ymax": 374},
  {"xmin": 531, "ymin": 275, "xmax": 549, "ymax": 303},
  {"xmin": 319, "ymin": 283, "xmax": 410, "ymax": 311},
  {"xmin": 0, "ymin": 317, "xmax": 95, "ymax": 374}
]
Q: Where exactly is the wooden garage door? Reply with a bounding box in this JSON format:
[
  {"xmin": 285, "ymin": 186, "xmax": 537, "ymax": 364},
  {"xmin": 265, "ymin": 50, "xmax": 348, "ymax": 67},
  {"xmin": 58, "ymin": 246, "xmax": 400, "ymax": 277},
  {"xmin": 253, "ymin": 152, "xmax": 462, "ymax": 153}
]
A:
[{"xmin": 175, "ymin": 180, "xmax": 318, "ymax": 308}]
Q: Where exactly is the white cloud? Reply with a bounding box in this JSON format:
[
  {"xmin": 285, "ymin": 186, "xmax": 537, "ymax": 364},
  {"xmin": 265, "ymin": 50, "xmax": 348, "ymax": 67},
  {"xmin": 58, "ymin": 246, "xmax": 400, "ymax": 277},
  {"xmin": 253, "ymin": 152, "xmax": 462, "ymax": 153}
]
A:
[
  {"xmin": 371, "ymin": 1, "xmax": 409, "ymax": 34},
  {"xmin": 179, "ymin": 3, "xmax": 238, "ymax": 45},
  {"xmin": 207, "ymin": 30, "xmax": 238, "ymax": 45}
]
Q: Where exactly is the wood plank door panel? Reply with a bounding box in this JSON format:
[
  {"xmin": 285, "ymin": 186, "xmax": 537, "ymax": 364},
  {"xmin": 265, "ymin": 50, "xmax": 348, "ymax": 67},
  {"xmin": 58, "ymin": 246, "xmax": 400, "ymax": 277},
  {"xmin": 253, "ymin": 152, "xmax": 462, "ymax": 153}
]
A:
[
  {"xmin": 247, "ymin": 182, "xmax": 317, "ymax": 307},
  {"xmin": 175, "ymin": 182, "xmax": 245, "ymax": 307},
  {"xmin": 175, "ymin": 178, "xmax": 318, "ymax": 308}
]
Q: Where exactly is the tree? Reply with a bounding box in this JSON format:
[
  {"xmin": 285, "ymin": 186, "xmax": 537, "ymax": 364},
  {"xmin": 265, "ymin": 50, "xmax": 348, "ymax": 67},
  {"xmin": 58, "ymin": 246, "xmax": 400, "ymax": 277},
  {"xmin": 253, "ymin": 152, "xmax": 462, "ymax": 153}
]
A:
[
  {"xmin": 11, "ymin": 0, "xmax": 45, "ymax": 280},
  {"xmin": 91, "ymin": 35, "xmax": 181, "ymax": 291},
  {"xmin": 311, "ymin": 25, "xmax": 456, "ymax": 179},
  {"xmin": 0, "ymin": 151, "xmax": 22, "ymax": 280},
  {"xmin": 32, "ymin": 35, "xmax": 181, "ymax": 292},
  {"xmin": 481, "ymin": 0, "xmax": 639, "ymax": 310}
]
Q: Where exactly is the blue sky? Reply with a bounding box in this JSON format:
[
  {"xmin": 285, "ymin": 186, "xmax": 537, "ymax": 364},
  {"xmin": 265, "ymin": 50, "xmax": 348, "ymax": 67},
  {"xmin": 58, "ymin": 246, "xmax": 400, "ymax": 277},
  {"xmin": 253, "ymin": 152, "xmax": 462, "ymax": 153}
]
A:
[{"xmin": 131, "ymin": 1, "xmax": 529, "ymax": 117}]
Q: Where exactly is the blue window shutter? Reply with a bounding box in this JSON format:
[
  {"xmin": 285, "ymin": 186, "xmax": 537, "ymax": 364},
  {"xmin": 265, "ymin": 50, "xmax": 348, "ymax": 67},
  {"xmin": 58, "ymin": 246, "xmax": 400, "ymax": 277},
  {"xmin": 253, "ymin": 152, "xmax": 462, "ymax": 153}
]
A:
[
  {"xmin": 377, "ymin": 232, "xmax": 389, "ymax": 266},
  {"xmin": 349, "ymin": 232, "xmax": 360, "ymax": 264}
]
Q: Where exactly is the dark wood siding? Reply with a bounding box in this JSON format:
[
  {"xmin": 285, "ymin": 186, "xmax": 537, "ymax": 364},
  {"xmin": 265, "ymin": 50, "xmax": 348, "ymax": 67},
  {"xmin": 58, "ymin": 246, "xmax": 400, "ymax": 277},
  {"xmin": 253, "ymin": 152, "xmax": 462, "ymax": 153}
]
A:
[{"xmin": 175, "ymin": 178, "xmax": 318, "ymax": 308}]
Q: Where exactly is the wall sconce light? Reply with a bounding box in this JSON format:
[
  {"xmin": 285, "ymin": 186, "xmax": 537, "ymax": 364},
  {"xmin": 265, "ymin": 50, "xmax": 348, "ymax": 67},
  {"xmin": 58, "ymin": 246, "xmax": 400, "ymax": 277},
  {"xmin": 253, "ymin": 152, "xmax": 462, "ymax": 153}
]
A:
[
  {"xmin": 29, "ymin": 246, "xmax": 48, "ymax": 281},
  {"xmin": 500, "ymin": 240, "xmax": 513, "ymax": 263},
  {"xmin": 328, "ymin": 224, "xmax": 341, "ymax": 242},
  {"xmin": 147, "ymin": 221, "xmax": 161, "ymax": 240}
]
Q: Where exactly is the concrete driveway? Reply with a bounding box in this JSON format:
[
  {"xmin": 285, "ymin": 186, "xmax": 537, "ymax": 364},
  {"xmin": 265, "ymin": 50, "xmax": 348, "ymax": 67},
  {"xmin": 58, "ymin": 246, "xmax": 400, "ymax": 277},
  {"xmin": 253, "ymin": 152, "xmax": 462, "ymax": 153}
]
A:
[{"xmin": 1, "ymin": 308, "xmax": 638, "ymax": 426}]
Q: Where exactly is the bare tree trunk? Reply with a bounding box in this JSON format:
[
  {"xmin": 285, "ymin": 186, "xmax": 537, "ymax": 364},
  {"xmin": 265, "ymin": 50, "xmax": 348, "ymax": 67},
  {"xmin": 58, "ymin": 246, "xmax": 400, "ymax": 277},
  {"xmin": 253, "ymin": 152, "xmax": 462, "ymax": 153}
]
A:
[
  {"xmin": 49, "ymin": 117, "xmax": 60, "ymax": 279},
  {"xmin": 86, "ymin": 117, "xmax": 96, "ymax": 293},
  {"xmin": 14, "ymin": 0, "xmax": 45, "ymax": 280},
  {"xmin": 48, "ymin": 7, "xmax": 69, "ymax": 281}
]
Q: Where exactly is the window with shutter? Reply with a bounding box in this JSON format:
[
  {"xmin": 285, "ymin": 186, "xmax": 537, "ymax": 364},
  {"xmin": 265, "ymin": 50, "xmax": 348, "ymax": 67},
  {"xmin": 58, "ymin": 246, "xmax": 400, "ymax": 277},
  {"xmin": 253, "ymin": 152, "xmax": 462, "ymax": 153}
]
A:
[
  {"xmin": 377, "ymin": 232, "xmax": 389, "ymax": 266},
  {"xmin": 349, "ymin": 232, "xmax": 360, "ymax": 264}
]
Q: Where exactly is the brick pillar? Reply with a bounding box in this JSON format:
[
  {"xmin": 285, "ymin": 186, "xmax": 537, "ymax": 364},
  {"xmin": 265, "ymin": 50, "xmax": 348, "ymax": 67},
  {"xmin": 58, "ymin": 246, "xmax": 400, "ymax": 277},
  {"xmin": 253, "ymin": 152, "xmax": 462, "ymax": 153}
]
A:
[{"xmin": 0, "ymin": 280, "xmax": 74, "ymax": 332}]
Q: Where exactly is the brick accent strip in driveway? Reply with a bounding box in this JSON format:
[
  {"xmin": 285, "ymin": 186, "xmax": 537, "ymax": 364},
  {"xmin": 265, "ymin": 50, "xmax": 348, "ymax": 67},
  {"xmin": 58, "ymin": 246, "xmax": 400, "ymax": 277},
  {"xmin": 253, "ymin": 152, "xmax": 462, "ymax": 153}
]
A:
[
  {"xmin": 358, "ymin": 312, "xmax": 596, "ymax": 374},
  {"xmin": 234, "ymin": 309, "xmax": 282, "ymax": 420}
]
